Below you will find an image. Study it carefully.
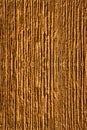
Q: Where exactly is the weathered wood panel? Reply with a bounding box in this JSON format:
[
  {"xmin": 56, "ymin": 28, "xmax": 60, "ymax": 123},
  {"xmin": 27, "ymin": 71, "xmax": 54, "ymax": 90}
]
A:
[{"xmin": 0, "ymin": 0, "xmax": 87, "ymax": 129}]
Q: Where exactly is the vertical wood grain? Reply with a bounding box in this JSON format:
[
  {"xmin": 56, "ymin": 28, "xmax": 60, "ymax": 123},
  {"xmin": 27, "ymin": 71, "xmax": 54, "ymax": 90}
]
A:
[{"xmin": 0, "ymin": 0, "xmax": 87, "ymax": 130}]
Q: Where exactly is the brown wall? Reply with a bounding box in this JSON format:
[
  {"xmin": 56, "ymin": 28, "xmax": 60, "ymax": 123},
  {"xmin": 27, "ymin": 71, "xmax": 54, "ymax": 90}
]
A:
[{"xmin": 0, "ymin": 0, "xmax": 87, "ymax": 130}]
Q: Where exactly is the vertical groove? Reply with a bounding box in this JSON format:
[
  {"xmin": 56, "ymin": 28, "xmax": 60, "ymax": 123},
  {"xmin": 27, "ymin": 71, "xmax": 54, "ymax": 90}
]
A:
[{"xmin": 0, "ymin": 0, "xmax": 86, "ymax": 130}]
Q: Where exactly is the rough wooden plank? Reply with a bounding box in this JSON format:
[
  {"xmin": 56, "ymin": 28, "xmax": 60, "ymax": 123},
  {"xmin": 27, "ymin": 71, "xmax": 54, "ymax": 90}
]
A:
[{"xmin": 0, "ymin": 0, "xmax": 87, "ymax": 130}]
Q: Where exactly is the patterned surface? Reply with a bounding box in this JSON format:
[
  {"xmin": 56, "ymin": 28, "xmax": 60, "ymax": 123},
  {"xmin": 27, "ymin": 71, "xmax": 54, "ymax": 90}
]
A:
[{"xmin": 0, "ymin": 0, "xmax": 87, "ymax": 129}]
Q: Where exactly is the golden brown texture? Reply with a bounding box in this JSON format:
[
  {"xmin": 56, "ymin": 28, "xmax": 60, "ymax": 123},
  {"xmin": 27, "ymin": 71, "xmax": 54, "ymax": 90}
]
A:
[{"xmin": 0, "ymin": 0, "xmax": 87, "ymax": 130}]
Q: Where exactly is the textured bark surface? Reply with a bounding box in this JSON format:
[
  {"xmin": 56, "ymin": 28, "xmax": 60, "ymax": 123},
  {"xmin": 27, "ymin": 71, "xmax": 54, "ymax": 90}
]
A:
[{"xmin": 0, "ymin": 0, "xmax": 87, "ymax": 130}]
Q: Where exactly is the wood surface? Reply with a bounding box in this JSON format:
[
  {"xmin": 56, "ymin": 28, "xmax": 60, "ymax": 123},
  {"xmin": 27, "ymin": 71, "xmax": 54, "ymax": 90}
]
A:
[{"xmin": 0, "ymin": 0, "xmax": 87, "ymax": 129}]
